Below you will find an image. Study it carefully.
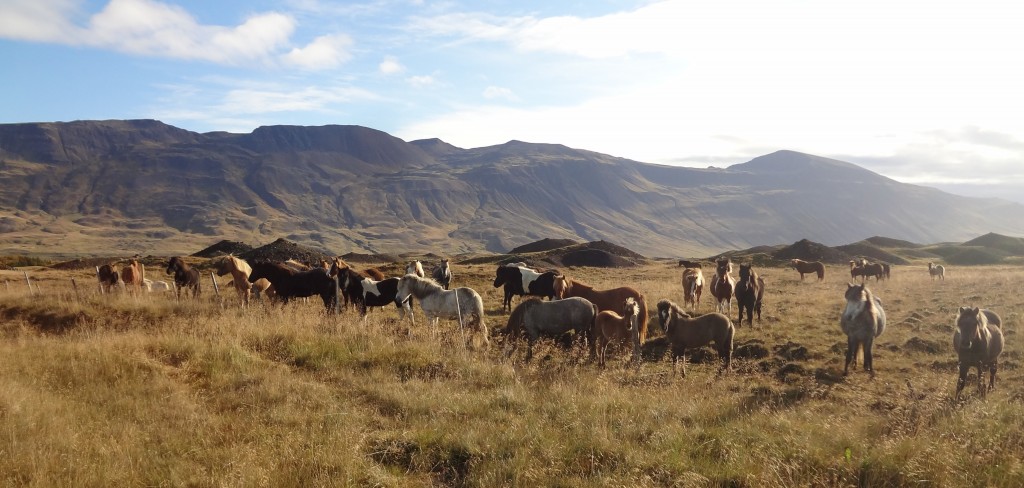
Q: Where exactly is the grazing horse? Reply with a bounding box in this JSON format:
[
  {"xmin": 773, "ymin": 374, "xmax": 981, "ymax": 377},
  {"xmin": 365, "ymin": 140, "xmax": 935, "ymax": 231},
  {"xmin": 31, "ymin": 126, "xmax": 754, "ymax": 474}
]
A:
[
  {"xmin": 248, "ymin": 261, "xmax": 336, "ymax": 311},
  {"xmin": 840, "ymin": 283, "xmax": 886, "ymax": 376},
  {"xmin": 850, "ymin": 261, "xmax": 885, "ymax": 282},
  {"xmin": 166, "ymin": 256, "xmax": 201, "ymax": 299},
  {"xmin": 682, "ymin": 267, "xmax": 704, "ymax": 311},
  {"xmin": 493, "ymin": 264, "xmax": 559, "ymax": 313},
  {"xmin": 552, "ymin": 275, "xmax": 649, "ymax": 343},
  {"xmin": 97, "ymin": 263, "xmax": 119, "ymax": 293},
  {"xmin": 594, "ymin": 297, "xmax": 642, "ymax": 367},
  {"xmin": 405, "ymin": 260, "xmax": 425, "ymax": 278},
  {"xmin": 928, "ymin": 262, "xmax": 945, "ymax": 280},
  {"xmin": 431, "ymin": 259, "xmax": 452, "ymax": 290},
  {"xmin": 396, "ymin": 274, "xmax": 488, "ymax": 348},
  {"xmin": 213, "ymin": 255, "xmax": 252, "ymax": 306},
  {"xmin": 709, "ymin": 258, "xmax": 736, "ymax": 315},
  {"xmin": 121, "ymin": 259, "xmax": 145, "ymax": 295},
  {"xmin": 953, "ymin": 307, "xmax": 1004, "ymax": 400},
  {"xmin": 789, "ymin": 259, "xmax": 825, "ymax": 281},
  {"xmin": 504, "ymin": 296, "xmax": 598, "ymax": 361},
  {"xmin": 656, "ymin": 299, "xmax": 734, "ymax": 377},
  {"xmin": 734, "ymin": 264, "xmax": 763, "ymax": 326}
]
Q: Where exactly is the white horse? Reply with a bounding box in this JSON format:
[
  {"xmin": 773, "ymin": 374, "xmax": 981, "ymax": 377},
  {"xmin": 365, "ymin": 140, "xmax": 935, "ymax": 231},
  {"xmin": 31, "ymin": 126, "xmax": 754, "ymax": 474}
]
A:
[
  {"xmin": 928, "ymin": 262, "xmax": 945, "ymax": 280},
  {"xmin": 405, "ymin": 260, "xmax": 425, "ymax": 278},
  {"xmin": 396, "ymin": 274, "xmax": 488, "ymax": 348}
]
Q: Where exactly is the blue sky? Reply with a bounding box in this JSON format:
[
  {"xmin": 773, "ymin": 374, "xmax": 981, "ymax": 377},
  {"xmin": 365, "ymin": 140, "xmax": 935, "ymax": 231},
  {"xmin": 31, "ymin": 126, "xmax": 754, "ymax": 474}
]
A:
[{"xmin": 3, "ymin": 0, "xmax": 1024, "ymax": 202}]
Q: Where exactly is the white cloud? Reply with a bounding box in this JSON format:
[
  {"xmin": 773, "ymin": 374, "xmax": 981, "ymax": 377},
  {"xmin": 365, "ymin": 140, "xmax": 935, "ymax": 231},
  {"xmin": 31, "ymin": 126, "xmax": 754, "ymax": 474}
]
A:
[
  {"xmin": 406, "ymin": 75, "xmax": 436, "ymax": 87},
  {"xmin": 379, "ymin": 55, "xmax": 404, "ymax": 74},
  {"xmin": 482, "ymin": 86, "xmax": 516, "ymax": 101},
  {"xmin": 283, "ymin": 33, "xmax": 354, "ymax": 69},
  {"xmin": 0, "ymin": 0, "xmax": 82, "ymax": 42}
]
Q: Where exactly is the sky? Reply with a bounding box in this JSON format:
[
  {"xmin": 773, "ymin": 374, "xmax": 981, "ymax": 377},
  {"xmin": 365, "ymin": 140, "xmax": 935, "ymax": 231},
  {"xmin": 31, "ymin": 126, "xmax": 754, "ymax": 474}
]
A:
[{"xmin": 2, "ymin": 0, "xmax": 1024, "ymax": 202}]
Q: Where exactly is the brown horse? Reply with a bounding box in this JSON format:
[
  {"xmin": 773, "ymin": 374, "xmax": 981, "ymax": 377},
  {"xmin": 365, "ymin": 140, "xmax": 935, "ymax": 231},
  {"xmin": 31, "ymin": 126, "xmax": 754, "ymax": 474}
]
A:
[
  {"xmin": 97, "ymin": 263, "xmax": 120, "ymax": 294},
  {"xmin": 850, "ymin": 261, "xmax": 885, "ymax": 282},
  {"xmin": 213, "ymin": 255, "xmax": 252, "ymax": 306},
  {"xmin": 552, "ymin": 275, "xmax": 649, "ymax": 343},
  {"xmin": 709, "ymin": 258, "xmax": 735, "ymax": 315},
  {"xmin": 656, "ymin": 299, "xmax": 734, "ymax": 377},
  {"xmin": 681, "ymin": 267, "xmax": 703, "ymax": 311},
  {"xmin": 167, "ymin": 256, "xmax": 201, "ymax": 299},
  {"xmin": 120, "ymin": 259, "xmax": 145, "ymax": 295},
  {"xmin": 734, "ymin": 264, "xmax": 763, "ymax": 326},
  {"xmin": 954, "ymin": 307, "xmax": 1003, "ymax": 399},
  {"xmin": 789, "ymin": 259, "xmax": 824, "ymax": 281},
  {"xmin": 594, "ymin": 297, "xmax": 642, "ymax": 367}
]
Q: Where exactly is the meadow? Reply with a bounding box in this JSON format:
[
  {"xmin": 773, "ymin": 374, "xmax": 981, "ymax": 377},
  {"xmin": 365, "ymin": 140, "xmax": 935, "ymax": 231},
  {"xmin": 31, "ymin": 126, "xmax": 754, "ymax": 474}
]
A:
[{"xmin": 0, "ymin": 260, "xmax": 1022, "ymax": 487}]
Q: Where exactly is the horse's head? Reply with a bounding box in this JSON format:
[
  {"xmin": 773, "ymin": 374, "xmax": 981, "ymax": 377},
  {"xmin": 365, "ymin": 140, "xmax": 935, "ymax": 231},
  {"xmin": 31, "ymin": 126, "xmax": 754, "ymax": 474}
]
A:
[
  {"xmin": 623, "ymin": 297, "xmax": 639, "ymax": 331},
  {"xmin": 956, "ymin": 307, "xmax": 986, "ymax": 351},
  {"xmin": 842, "ymin": 283, "xmax": 870, "ymax": 321},
  {"xmin": 552, "ymin": 275, "xmax": 570, "ymax": 299},
  {"xmin": 656, "ymin": 299, "xmax": 674, "ymax": 332},
  {"xmin": 165, "ymin": 257, "xmax": 181, "ymax": 274},
  {"xmin": 739, "ymin": 264, "xmax": 753, "ymax": 282},
  {"xmin": 493, "ymin": 265, "xmax": 510, "ymax": 288},
  {"xmin": 716, "ymin": 258, "xmax": 731, "ymax": 276}
]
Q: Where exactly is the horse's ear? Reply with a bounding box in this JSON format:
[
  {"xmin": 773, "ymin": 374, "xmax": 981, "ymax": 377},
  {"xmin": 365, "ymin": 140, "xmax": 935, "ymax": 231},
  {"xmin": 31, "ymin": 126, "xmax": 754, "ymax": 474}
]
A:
[
  {"xmin": 972, "ymin": 306, "xmax": 981, "ymax": 315},
  {"xmin": 847, "ymin": 283, "xmax": 854, "ymax": 289}
]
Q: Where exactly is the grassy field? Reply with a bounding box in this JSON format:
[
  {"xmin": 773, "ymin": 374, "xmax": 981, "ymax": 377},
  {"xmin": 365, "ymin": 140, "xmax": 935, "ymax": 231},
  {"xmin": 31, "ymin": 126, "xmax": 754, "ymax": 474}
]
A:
[{"xmin": 0, "ymin": 261, "xmax": 1022, "ymax": 487}]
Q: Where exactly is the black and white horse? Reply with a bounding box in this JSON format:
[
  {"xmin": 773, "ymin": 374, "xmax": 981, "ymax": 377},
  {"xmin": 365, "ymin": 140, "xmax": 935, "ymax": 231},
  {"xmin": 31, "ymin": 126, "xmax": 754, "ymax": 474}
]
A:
[{"xmin": 492, "ymin": 263, "xmax": 559, "ymax": 312}]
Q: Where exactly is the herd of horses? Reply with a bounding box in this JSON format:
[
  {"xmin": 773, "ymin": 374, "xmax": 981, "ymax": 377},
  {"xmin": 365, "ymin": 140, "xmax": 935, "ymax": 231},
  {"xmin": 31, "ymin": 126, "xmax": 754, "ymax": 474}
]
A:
[{"xmin": 90, "ymin": 253, "xmax": 1001, "ymax": 399}]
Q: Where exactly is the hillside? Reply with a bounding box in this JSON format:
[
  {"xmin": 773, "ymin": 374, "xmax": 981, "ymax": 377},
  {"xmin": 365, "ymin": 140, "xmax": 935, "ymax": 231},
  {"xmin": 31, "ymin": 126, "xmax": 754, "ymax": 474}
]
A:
[{"xmin": 2, "ymin": 120, "xmax": 1024, "ymax": 258}]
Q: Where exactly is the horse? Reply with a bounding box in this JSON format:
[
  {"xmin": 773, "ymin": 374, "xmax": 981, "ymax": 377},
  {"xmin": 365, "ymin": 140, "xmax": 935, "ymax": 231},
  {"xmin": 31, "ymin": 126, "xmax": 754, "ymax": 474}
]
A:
[
  {"xmin": 789, "ymin": 259, "xmax": 825, "ymax": 281},
  {"xmin": 734, "ymin": 264, "xmax": 763, "ymax": 327},
  {"xmin": 928, "ymin": 262, "xmax": 945, "ymax": 280},
  {"xmin": 552, "ymin": 274, "xmax": 649, "ymax": 343},
  {"xmin": 656, "ymin": 299, "xmax": 734, "ymax": 377},
  {"xmin": 283, "ymin": 259, "xmax": 311, "ymax": 272},
  {"xmin": 953, "ymin": 307, "xmax": 1004, "ymax": 400},
  {"xmin": 504, "ymin": 296, "xmax": 598, "ymax": 361},
  {"xmin": 120, "ymin": 259, "xmax": 145, "ymax": 295},
  {"xmin": 347, "ymin": 276, "xmax": 412, "ymax": 322},
  {"xmin": 248, "ymin": 260, "xmax": 336, "ymax": 311},
  {"xmin": 431, "ymin": 259, "xmax": 452, "ymax": 290},
  {"xmin": 850, "ymin": 261, "xmax": 885, "ymax": 282},
  {"xmin": 405, "ymin": 260, "xmax": 425, "ymax": 278},
  {"xmin": 678, "ymin": 260, "xmax": 702, "ymax": 269},
  {"xmin": 840, "ymin": 283, "xmax": 886, "ymax": 376},
  {"xmin": 166, "ymin": 256, "xmax": 201, "ymax": 300},
  {"xmin": 142, "ymin": 279, "xmax": 172, "ymax": 293},
  {"xmin": 97, "ymin": 263, "xmax": 119, "ymax": 294},
  {"xmin": 251, "ymin": 278, "xmax": 275, "ymax": 301},
  {"xmin": 396, "ymin": 274, "xmax": 488, "ymax": 348},
  {"xmin": 493, "ymin": 264, "xmax": 559, "ymax": 313},
  {"xmin": 213, "ymin": 255, "xmax": 252, "ymax": 306},
  {"xmin": 594, "ymin": 297, "xmax": 641, "ymax": 367},
  {"xmin": 682, "ymin": 267, "xmax": 703, "ymax": 311},
  {"xmin": 329, "ymin": 258, "xmax": 386, "ymax": 309},
  {"xmin": 709, "ymin": 258, "xmax": 735, "ymax": 315}
]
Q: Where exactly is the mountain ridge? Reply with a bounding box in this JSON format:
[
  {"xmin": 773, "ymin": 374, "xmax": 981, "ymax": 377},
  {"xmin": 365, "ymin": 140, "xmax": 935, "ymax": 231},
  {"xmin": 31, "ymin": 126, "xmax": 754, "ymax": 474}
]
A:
[{"xmin": 0, "ymin": 119, "xmax": 1022, "ymax": 258}]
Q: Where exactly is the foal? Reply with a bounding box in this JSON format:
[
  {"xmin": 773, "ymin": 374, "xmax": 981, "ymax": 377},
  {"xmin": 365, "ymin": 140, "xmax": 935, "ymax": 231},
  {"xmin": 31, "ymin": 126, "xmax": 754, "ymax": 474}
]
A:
[{"xmin": 594, "ymin": 297, "xmax": 642, "ymax": 367}]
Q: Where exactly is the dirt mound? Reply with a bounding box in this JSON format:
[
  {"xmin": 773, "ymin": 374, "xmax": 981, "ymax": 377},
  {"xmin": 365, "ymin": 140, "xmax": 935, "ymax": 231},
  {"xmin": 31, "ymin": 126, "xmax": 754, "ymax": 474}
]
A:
[
  {"xmin": 558, "ymin": 249, "xmax": 636, "ymax": 268},
  {"xmin": 772, "ymin": 238, "xmax": 850, "ymax": 264},
  {"xmin": 191, "ymin": 239, "xmax": 253, "ymax": 258},
  {"xmin": 240, "ymin": 238, "xmax": 332, "ymax": 264},
  {"xmin": 864, "ymin": 236, "xmax": 923, "ymax": 249},
  {"xmin": 834, "ymin": 242, "xmax": 910, "ymax": 265},
  {"xmin": 508, "ymin": 238, "xmax": 579, "ymax": 254},
  {"xmin": 342, "ymin": 252, "xmax": 400, "ymax": 263}
]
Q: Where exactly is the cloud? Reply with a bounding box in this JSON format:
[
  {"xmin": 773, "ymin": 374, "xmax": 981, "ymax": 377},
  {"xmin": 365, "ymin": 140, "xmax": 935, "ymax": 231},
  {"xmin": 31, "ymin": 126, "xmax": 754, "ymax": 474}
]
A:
[
  {"xmin": 283, "ymin": 33, "xmax": 354, "ymax": 69},
  {"xmin": 406, "ymin": 75, "xmax": 436, "ymax": 87},
  {"xmin": 482, "ymin": 86, "xmax": 516, "ymax": 101},
  {"xmin": 0, "ymin": 0, "xmax": 355, "ymax": 70},
  {"xmin": 379, "ymin": 55, "xmax": 404, "ymax": 74}
]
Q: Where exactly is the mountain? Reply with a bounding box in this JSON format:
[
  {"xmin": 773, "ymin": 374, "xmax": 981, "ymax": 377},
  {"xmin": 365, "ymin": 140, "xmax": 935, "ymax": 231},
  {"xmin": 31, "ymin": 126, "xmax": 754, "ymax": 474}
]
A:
[{"xmin": 1, "ymin": 120, "xmax": 1023, "ymax": 258}]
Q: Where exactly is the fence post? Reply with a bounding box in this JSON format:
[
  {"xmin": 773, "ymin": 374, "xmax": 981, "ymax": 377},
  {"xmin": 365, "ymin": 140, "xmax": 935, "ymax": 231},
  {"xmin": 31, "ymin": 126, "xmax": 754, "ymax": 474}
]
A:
[
  {"xmin": 210, "ymin": 272, "xmax": 221, "ymax": 297},
  {"xmin": 334, "ymin": 275, "xmax": 341, "ymax": 315},
  {"xmin": 72, "ymin": 278, "xmax": 81, "ymax": 301},
  {"xmin": 23, "ymin": 271, "xmax": 33, "ymax": 295},
  {"xmin": 95, "ymin": 266, "xmax": 103, "ymax": 294}
]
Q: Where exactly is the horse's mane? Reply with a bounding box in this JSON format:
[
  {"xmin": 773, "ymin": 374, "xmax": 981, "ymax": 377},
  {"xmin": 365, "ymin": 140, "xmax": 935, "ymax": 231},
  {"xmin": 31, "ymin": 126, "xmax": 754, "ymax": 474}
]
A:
[{"xmin": 403, "ymin": 274, "xmax": 445, "ymax": 297}]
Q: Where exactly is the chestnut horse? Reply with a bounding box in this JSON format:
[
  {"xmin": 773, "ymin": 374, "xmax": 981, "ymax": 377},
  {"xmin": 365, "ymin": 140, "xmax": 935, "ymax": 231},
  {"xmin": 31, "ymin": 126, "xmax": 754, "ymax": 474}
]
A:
[
  {"xmin": 709, "ymin": 258, "xmax": 735, "ymax": 315},
  {"xmin": 789, "ymin": 259, "xmax": 825, "ymax": 281},
  {"xmin": 594, "ymin": 297, "xmax": 642, "ymax": 367},
  {"xmin": 121, "ymin": 259, "xmax": 145, "ymax": 295},
  {"xmin": 850, "ymin": 261, "xmax": 885, "ymax": 282},
  {"xmin": 553, "ymin": 275, "xmax": 649, "ymax": 343},
  {"xmin": 213, "ymin": 255, "xmax": 252, "ymax": 306},
  {"xmin": 734, "ymin": 264, "xmax": 763, "ymax": 327}
]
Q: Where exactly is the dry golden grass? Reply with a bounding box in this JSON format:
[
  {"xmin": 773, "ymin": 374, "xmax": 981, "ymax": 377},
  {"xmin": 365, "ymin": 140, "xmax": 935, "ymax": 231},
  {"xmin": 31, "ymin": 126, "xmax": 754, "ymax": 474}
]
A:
[{"xmin": 0, "ymin": 262, "xmax": 1022, "ymax": 487}]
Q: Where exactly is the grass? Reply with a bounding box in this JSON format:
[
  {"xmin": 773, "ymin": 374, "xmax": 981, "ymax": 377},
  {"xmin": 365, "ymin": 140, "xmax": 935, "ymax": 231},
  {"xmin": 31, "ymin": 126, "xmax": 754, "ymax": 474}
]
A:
[{"xmin": 0, "ymin": 261, "xmax": 1022, "ymax": 486}]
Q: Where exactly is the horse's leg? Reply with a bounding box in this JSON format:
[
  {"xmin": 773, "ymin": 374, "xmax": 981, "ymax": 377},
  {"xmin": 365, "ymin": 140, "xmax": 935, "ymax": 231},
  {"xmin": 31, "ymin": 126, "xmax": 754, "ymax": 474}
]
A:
[
  {"xmin": 956, "ymin": 362, "xmax": 969, "ymax": 399},
  {"xmin": 976, "ymin": 362, "xmax": 985, "ymax": 396},
  {"xmin": 863, "ymin": 335, "xmax": 875, "ymax": 377},
  {"xmin": 988, "ymin": 360, "xmax": 998, "ymax": 392},
  {"xmin": 844, "ymin": 336, "xmax": 857, "ymax": 375}
]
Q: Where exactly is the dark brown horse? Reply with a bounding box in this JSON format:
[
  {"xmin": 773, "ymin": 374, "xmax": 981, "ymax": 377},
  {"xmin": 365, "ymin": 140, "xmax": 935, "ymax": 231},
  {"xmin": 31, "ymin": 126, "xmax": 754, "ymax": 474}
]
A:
[
  {"xmin": 656, "ymin": 299, "xmax": 734, "ymax": 377},
  {"xmin": 953, "ymin": 307, "xmax": 1004, "ymax": 399},
  {"xmin": 329, "ymin": 257, "xmax": 385, "ymax": 310},
  {"xmin": 552, "ymin": 275, "xmax": 649, "ymax": 343},
  {"xmin": 850, "ymin": 261, "xmax": 885, "ymax": 282},
  {"xmin": 734, "ymin": 264, "xmax": 763, "ymax": 326},
  {"xmin": 97, "ymin": 263, "xmax": 119, "ymax": 293},
  {"xmin": 248, "ymin": 260, "xmax": 336, "ymax": 310},
  {"xmin": 789, "ymin": 259, "xmax": 825, "ymax": 281},
  {"xmin": 709, "ymin": 258, "xmax": 735, "ymax": 315},
  {"xmin": 166, "ymin": 256, "xmax": 201, "ymax": 299}
]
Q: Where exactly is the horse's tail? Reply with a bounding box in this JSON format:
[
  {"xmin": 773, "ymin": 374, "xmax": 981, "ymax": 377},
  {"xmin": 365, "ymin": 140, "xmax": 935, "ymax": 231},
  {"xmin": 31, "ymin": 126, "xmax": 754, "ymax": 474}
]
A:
[
  {"xmin": 637, "ymin": 293, "xmax": 649, "ymax": 344},
  {"xmin": 816, "ymin": 263, "xmax": 825, "ymax": 281}
]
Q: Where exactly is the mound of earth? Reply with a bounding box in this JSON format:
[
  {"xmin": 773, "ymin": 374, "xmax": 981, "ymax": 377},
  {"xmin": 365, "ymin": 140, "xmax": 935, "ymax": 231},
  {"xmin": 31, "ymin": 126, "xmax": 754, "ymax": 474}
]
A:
[
  {"xmin": 945, "ymin": 247, "xmax": 1007, "ymax": 265},
  {"xmin": 509, "ymin": 238, "xmax": 580, "ymax": 254},
  {"xmin": 834, "ymin": 243, "xmax": 910, "ymax": 265},
  {"xmin": 558, "ymin": 249, "xmax": 636, "ymax": 268},
  {"xmin": 342, "ymin": 252, "xmax": 400, "ymax": 263},
  {"xmin": 240, "ymin": 238, "xmax": 332, "ymax": 263},
  {"xmin": 864, "ymin": 236, "xmax": 923, "ymax": 249},
  {"xmin": 772, "ymin": 238, "xmax": 850, "ymax": 264},
  {"xmin": 191, "ymin": 239, "xmax": 254, "ymax": 258},
  {"xmin": 963, "ymin": 232, "xmax": 1024, "ymax": 255}
]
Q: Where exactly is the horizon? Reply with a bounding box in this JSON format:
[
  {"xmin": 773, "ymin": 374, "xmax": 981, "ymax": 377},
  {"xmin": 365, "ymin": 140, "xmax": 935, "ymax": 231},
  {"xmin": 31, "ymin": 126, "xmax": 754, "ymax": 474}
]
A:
[{"xmin": 3, "ymin": 1, "xmax": 1024, "ymax": 203}]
